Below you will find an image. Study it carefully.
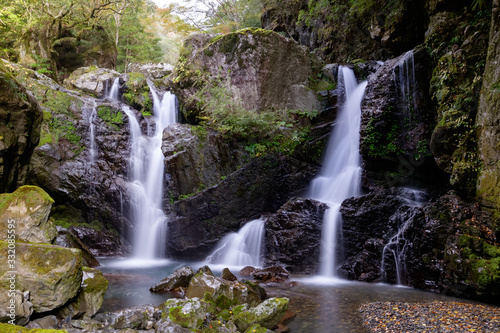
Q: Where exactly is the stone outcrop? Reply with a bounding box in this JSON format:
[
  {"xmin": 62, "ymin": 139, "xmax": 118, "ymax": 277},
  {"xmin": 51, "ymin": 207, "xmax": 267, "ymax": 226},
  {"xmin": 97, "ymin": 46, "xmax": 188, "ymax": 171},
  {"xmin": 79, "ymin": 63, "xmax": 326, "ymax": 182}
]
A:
[
  {"xmin": 339, "ymin": 189, "xmax": 500, "ymax": 304},
  {"xmin": 167, "ymin": 153, "xmax": 318, "ymax": 259},
  {"xmin": 0, "ymin": 185, "xmax": 56, "ymax": 244},
  {"xmin": 264, "ymin": 198, "xmax": 327, "ymax": 274},
  {"xmin": 261, "ymin": 0, "xmax": 428, "ymax": 63},
  {"xmin": 476, "ymin": 0, "xmax": 500, "ymax": 212},
  {"xmin": 64, "ymin": 67, "xmax": 120, "ymax": 97},
  {"xmin": 359, "ymin": 48, "xmax": 444, "ymax": 190},
  {"xmin": 0, "ymin": 61, "xmax": 42, "ymax": 193},
  {"xmin": 169, "ymin": 28, "xmax": 323, "ymax": 122},
  {"xmin": 4, "ymin": 61, "xmax": 133, "ymax": 252},
  {"xmin": 162, "ymin": 124, "xmax": 246, "ymax": 198},
  {"xmin": 150, "ymin": 266, "xmax": 194, "ymax": 293}
]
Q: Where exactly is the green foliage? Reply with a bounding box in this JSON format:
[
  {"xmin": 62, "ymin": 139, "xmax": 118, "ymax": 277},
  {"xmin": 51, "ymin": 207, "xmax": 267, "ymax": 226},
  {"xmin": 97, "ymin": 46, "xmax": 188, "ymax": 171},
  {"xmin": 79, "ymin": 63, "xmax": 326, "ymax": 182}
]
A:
[
  {"xmin": 363, "ymin": 116, "xmax": 401, "ymax": 158},
  {"xmin": 190, "ymin": 74, "xmax": 318, "ymax": 158},
  {"xmin": 97, "ymin": 105, "xmax": 123, "ymax": 130},
  {"xmin": 29, "ymin": 54, "xmax": 53, "ymax": 75}
]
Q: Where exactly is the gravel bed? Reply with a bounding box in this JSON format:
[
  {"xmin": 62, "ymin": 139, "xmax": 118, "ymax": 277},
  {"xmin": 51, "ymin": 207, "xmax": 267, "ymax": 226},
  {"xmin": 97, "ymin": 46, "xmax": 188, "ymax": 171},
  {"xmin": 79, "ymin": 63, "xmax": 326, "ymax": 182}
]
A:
[{"xmin": 359, "ymin": 301, "xmax": 500, "ymax": 332}]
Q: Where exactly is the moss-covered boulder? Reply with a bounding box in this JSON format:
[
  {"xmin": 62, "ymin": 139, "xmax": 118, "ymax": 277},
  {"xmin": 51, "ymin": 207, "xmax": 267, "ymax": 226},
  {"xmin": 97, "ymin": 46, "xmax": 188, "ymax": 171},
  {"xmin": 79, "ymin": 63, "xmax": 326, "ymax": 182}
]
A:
[
  {"xmin": 170, "ymin": 28, "xmax": 323, "ymax": 122},
  {"xmin": 160, "ymin": 298, "xmax": 209, "ymax": 329},
  {"xmin": 121, "ymin": 72, "xmax": 153, "ymax": 116},
  {"xmin": 0, "ymin": 185, "xmax": 56, "ymax": 243},
  {"xmin": 0, "ymin": 61, "xmax": 42, "ymax": 193},
  {"xmin": 233, "ymin": 297, "xmax": 289, "ymax": 331},
  {"xmin": 0, "ymin": 322, "xmax": 67, "ymax": 333},
  {"xmin": 185, "ymin": 269, "xmax": 262, "ymax": 307},
  {"xmin": 0, "ymin": 241, "xmax": 82, "ymax": 313},
  {"xmin": 57, "ymin": 267, "xmax": 108, "ymax": 319},
  {"xmin": 64, "ymin": 66, "xmax": 120, "ymax": 97}
]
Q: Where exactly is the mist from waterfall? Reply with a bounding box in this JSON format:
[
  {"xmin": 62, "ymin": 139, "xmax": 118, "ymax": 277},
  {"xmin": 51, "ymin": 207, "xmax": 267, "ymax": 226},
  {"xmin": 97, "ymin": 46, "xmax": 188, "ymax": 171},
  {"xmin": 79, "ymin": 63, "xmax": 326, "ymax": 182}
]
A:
[{"xmin": 308, "ymin": 66, "xmax": 367, "ymax": 277}]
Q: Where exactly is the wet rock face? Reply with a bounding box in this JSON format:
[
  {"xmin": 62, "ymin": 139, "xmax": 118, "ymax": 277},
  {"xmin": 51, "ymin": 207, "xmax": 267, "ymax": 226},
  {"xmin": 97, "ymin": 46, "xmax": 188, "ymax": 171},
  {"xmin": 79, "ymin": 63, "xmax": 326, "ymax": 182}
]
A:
[
  {"xmin": 359, "ymin": 48, "xmax": 445, "ymax": 190},
  {"xmin": 264, "ymin": 198, "xmax": 327, "ymax": 274},
  {"xmin": 339, "ymin": 189, "xmax": 500, "ymax": 303},
  {"xmin": 261, "ymin": 0, "xmax": 428, "ymax": 63},
  {"xmin": 167, "ymin": 154, "xmax": 318, "ymax": 259},
  {"xmin": 338, "ymin": 188, "xmax": 424, "ymax": 282},
  {"xmin": 476, "ymin": 0, "xmax": 500, "ymax": 212},
  {"xmin": 69, "ymin": 225, "xmax": 129, "ymax": 257},
  {"xmin": 170, "ymin": 28, "xmax": 322, "ymax": 122},
  {"xmin": 162, "ymin": 124, "xmax": 246, "ymax": 199},
  {"xmin": 0, "ymin": 62, "xmax": 42, "ymax": 192}
]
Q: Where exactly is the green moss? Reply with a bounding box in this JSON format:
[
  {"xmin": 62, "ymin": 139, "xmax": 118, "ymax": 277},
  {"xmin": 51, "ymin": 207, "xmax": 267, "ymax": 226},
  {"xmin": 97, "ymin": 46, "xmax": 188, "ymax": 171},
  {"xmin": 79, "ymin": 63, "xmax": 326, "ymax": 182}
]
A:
[
  {"xmin": 0, "ymin": 323, "xmax": 67, "ymax": 333},
  {"xmin": 97, "ymin": 105, "xmax": 123, "ymax": 129},
  {"xmin": 81, "ymin": 266, "xmax": 109, "ymax": 294},
  {"xmin": 363, "ymin": 115, "xmax": 401, "ymax": 158}
]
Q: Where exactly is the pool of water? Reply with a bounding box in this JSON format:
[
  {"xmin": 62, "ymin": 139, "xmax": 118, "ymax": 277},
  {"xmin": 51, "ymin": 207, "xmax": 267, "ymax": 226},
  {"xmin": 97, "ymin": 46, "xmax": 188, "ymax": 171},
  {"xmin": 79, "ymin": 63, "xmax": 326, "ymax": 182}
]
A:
[{"xmin": 97, "ymin": 258, "xmax": 479, "ymax": 333}]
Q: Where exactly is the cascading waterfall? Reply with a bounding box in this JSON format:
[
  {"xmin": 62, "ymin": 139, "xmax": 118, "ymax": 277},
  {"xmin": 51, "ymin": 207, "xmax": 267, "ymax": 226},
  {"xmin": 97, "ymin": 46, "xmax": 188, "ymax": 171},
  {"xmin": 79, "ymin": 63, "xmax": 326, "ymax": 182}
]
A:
[
  {"xmin": 87, "ymin": 101, "xmax": 97, "ymax": 163},
  {"xmin": 206, "ymin": 218, "xmax": 265, "ymax": 267},
  {"xmin": 107, "ymin": 77, "xmax": 121, "ymax": 101},
  {"xmin": 308, "ymin": 66, "xmax": 367, "ymax": 277},
  {"xmin": 394, "ymin": 50, "xmax": 418, "ymax": 127},
  {"xmin": 380, "ymin": 188, "xmax": 427, "ymax": 285},
  {"xmin": 116, "ymin": 81, "xmax": 178, "ymax": 260}
]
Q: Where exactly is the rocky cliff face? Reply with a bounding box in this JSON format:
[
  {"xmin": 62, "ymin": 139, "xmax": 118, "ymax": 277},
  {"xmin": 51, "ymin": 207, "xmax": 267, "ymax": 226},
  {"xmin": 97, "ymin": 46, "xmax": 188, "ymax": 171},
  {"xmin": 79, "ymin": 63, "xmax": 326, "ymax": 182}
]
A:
[
  {"xmin": 170, "ymin": 28, "xmax": 324, "ymax": 123},
  {"xmin": 477, "ymin": 0, "xmax": 500, "ymax": 212},
  {"xmin": 0, "ymin": 61, "xmax": 42, "ymax": 193}
]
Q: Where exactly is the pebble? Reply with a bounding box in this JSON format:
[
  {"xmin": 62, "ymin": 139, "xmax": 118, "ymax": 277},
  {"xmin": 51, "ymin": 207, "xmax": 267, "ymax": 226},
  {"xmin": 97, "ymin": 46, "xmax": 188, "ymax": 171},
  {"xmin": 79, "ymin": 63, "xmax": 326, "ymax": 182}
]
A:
[{"xmin": 359, "ymin": 301, "xmax": 500, "ymax": 332}]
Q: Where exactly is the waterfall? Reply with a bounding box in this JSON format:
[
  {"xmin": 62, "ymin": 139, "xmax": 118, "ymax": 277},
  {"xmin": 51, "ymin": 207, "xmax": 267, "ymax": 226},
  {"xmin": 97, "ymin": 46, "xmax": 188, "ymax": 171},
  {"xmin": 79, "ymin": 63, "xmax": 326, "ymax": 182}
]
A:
[
  {"xmin": 308, "ymin": 66, "xmax": 367, "ymax": 277},
  {"xmin": 380, "ymin": 188, "xmax": 427, "ymax": 285},
  {"xmin": 118, "ymin": 84, "xmax": 177, "ymax": 260},
  {"xmin": 206, "ymin": 218, "xmax": 265, "ymax": 267},
  {"xmin": 87, "ymin": 101, "xmax": 97, "ymax": 163},
  {"xmin": 394, "ymin": 51, "xmax": 417, "ymax": 128},
  {"xmin": 107, "ymin": 77, "xmax": 121, "ymax": 101}
]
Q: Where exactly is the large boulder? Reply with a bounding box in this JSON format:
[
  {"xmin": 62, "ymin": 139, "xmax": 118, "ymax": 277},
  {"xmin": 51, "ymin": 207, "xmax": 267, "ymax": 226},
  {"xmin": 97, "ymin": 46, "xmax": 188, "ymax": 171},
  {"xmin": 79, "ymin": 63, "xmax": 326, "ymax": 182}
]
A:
[
  {"xmin": 185, "ymin": 267, "xmax": 262, "ymax": 307},
  {"xmin": 0, "ymin": 61, "xmax": 42, "ymax": 193},
  {"xmin": 0, "ymin": 241, "xmax": 82, "ymax": 313},
  {"xmin": 264, "ymin": 198, "xmax": 327, "ymax": 274},
  {"xmin": 64, "ymin": 66, "xmax": 120, "ymax": 97},
  {"xmin": 57, "ymin": 267, "xmax": 108, "ymax": 319},
  {"xmin": 150, "ymin": 266, "xmax": 194, "ymax": 293},
  {"xmin": 53, "ymin": 226, "xmax": 100, "ymax": 267},
  {"xmin": 170, "ymin": 28, "xmax": 323, "ymax": 122},
  {"xmin": 0, "ymin": 185, "xmax": 56, "ymax": 244},
  {"xmin": 233, "ymin": 297, "xmax": 289, "ymax": 331}
]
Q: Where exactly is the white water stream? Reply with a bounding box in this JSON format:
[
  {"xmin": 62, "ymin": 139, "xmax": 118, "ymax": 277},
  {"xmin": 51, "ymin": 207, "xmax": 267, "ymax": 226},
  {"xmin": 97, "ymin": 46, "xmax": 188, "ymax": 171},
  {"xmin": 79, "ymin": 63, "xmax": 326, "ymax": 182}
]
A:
[
  {"xmin": 109, "ymin": 77, "xmax": 178, "ymax": 260},
  {"xmin": 308, "ymin": 66, "xmax": 367, "ymax": 277},
  {"xmin": 206, "ymin": 218, "xmax": 265, "ymax": 267}
]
